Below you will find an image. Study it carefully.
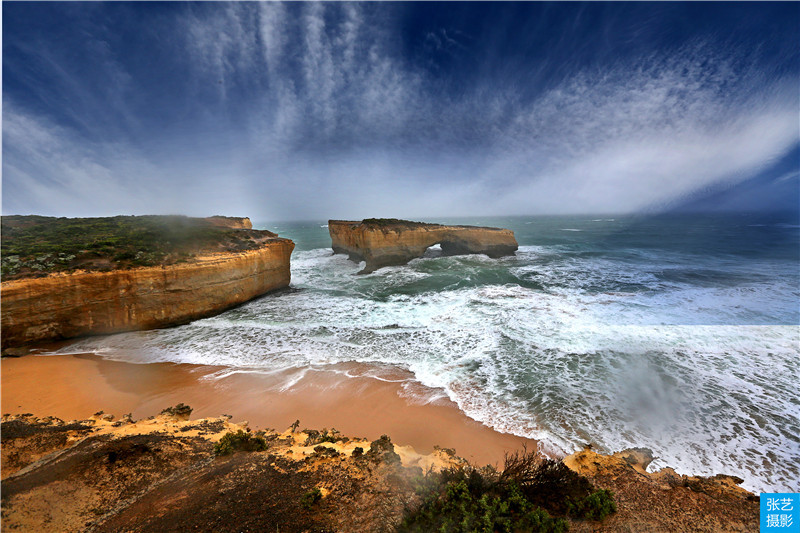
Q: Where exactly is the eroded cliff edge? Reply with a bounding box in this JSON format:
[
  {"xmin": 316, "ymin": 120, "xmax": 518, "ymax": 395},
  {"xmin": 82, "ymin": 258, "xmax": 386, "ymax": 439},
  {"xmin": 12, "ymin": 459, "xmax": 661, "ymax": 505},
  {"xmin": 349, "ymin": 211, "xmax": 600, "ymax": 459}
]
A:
[
  {"xmin": 0, "ymin": 411, "xmax": 758, "ymax": 532},
  {"xmin": 329, "ymin": 218, "xmax": 518, "ymax": 273},
  {"xmin": 1, "ymin": 215, "xmax": 294, "ymax": 349}
]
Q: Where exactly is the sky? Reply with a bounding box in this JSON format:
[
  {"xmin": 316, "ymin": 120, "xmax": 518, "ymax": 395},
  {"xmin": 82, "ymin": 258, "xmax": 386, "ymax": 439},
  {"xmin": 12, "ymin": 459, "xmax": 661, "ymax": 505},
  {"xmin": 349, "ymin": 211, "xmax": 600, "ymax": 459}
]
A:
[{"xmin": 3, "ymin": 1, "xmax": 799, "ymax": 221}]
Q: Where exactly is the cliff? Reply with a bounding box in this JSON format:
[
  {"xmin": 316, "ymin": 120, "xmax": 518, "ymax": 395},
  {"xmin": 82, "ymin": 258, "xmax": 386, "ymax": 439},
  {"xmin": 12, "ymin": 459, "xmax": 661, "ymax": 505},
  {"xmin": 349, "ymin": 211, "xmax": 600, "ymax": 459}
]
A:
[
  {"xmin": 1, "ymin": 238, "xmax": 294, "ymax": 350},
  {"xmin": 204, "ymin": 216, "xmax": 253, "ymax": 229},
  {"xmin": 329, "ymin": 219, "xmax": 518, "ymax": 273}
]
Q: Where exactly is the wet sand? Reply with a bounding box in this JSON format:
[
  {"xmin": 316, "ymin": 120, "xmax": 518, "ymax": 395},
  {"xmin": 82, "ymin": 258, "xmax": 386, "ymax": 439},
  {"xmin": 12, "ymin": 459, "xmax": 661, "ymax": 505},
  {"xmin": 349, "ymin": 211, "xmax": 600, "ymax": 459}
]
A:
[{"xmin": 1, "ymin": 353, "xmax": 535, "ymax": 466}]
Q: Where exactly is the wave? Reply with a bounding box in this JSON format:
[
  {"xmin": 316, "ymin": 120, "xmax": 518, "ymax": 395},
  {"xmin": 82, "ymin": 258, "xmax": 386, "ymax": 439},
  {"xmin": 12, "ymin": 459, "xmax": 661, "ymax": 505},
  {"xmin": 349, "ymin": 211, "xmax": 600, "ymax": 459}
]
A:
[{"xmin": 51, "ymin": 245, "xmax": 800, "ymax": 492}]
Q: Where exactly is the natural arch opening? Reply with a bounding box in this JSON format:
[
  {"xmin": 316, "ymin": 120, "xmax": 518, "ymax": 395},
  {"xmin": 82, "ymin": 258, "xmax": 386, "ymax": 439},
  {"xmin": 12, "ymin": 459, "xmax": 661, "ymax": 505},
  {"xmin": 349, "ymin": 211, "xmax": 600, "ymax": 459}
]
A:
[{"xmin": 423, "ymin": 243, "xmax": 443, "ymax": 258}]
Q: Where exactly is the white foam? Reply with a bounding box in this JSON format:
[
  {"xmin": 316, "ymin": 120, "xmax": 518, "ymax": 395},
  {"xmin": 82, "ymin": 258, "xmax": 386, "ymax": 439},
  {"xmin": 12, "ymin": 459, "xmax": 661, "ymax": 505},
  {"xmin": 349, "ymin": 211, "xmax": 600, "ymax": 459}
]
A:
[{"xmin": 51, "ymin": 245, "xmax": 800, "ymax": 492}]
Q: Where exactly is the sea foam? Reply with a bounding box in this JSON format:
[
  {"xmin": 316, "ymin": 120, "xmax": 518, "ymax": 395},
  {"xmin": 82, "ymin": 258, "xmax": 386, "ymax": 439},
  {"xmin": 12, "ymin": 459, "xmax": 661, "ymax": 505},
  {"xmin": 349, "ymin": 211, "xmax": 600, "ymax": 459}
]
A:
[{"xmin": 53, "ymin": 228, "xmax": 800, "ymax": 493}]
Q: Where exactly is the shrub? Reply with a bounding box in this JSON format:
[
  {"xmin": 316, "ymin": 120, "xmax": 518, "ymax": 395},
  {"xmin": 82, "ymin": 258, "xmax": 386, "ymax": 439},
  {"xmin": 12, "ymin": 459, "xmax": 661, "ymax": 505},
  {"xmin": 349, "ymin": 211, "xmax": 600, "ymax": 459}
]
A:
[
  {"xmin": 303, "ymin": 429, "xmax": 321, "ymax": 446},
  {"xmin": 366, "ymin": 434, "xmax": 401, "ymax": 464},
  {"xmin": 567, "ymin": 489, "xmax": 617, "ymax": 520},
  {"xmin": 400, "ymin": 450, "xmax": 615, "ymax": 532},
  {"xmin": 160, "ymin": 403, "xmax": 193, "ymax": 418},
  {"xmin": 520, "ymin": 458, "xmax": 595, "ymax": 516},
  {"xmin": 213, "ymin": 430, "xmax": 268, "ymax": 456},
  {"xmin": 318, "ymin": 427, "xmax": 342, "ymax": 443},
  {"xmin": 312, "ymin": 445, "xmax": 341, "ymax": 458},
  {"xmin": 0, "ymin": 214, "xmax": 279, "ymax": 279},
  {"xmin": 301, "ymin": 487, "xmax": 322, "ymax": 509},
  {"xmin": 399, "ymin": 476, "xmax": 568, "ymax": 533}
]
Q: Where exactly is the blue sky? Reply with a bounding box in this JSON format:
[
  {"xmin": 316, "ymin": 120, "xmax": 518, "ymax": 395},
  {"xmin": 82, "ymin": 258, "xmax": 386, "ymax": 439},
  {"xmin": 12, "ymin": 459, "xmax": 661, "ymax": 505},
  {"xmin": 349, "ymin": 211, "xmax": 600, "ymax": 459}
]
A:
[{"xmin": 3, "ymin": 2, "xmax": 798, "ymax": 220}]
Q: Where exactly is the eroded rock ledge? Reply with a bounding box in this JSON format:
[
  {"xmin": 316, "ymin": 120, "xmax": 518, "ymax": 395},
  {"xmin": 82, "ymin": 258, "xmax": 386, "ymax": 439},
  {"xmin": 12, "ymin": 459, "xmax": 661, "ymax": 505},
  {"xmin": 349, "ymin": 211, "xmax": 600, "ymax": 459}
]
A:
[{"xmin": 329, "ymin": 218, "xmax": 518, "ymax": 273}]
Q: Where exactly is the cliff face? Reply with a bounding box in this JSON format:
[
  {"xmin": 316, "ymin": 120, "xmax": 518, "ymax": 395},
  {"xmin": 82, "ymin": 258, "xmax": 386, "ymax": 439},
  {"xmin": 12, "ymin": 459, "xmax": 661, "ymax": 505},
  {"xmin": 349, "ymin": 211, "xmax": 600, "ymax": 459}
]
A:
[
  {"xmin": 329, "ymin": 219, "xmax": 518, "ymax": 273},
  {"xmin": 1, "ymin": 239, "xmax": 294, "ymax": 349},
  {"xmin": 204, "ymin": 216, "xmax": 253, "ymax": 229}
]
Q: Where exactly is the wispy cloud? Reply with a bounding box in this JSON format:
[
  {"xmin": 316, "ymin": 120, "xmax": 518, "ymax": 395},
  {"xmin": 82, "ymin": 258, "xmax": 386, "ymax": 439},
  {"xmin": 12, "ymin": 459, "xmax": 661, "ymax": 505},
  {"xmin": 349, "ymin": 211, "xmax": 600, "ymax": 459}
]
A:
[{"xmin": 2, "ymin": 3, "xmax": 797, "ymax": 219}]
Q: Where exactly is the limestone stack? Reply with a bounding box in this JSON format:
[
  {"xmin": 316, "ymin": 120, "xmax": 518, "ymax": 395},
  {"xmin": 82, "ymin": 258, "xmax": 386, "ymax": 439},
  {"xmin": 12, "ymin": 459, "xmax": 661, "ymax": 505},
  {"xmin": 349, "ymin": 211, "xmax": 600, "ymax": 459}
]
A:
[{"xmin": 329, "ymin": 219, "xmax": 518, "ymax": 273}]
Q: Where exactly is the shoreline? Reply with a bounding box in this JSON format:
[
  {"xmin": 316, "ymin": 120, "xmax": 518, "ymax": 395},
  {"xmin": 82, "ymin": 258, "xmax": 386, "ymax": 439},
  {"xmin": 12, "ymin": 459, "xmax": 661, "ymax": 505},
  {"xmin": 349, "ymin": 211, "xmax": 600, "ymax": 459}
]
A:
[{"xmin": 1, "ymin": 352, "xmax": 535, "ymax": 466}]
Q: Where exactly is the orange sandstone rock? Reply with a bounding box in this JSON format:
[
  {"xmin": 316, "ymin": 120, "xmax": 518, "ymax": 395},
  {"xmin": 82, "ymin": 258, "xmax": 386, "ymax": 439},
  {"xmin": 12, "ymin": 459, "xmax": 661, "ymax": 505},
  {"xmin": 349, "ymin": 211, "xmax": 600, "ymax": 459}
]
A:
[
  {"xmin": 203, "ymin": 216, "xmax": 253, "ymax": 229},
  {"xmin": 329, "ymin": 219, "xmax": 518, "ymax": 273},
  {"xmin": 1, "ymin": 239, "xmax": 294, "ymax": 349}
]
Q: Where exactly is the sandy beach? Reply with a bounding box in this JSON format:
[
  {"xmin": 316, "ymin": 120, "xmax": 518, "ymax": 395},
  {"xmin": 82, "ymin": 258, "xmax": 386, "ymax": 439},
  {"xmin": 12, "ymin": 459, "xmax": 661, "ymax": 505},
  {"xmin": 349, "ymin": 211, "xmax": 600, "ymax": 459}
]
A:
[{"xmin": 1, "ymin": 352, "xmax": 534, "ymax": 466}]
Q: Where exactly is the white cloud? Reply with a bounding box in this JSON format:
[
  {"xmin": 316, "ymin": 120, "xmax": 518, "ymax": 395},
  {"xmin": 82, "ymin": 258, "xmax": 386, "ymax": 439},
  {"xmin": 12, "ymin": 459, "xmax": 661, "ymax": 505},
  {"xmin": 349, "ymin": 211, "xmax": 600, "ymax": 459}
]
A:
[
  {"xmin": 471, "ymin": 48, "xmax": 799, "ymax": 214},
  {"xmin": 3, "ymin": 4, "xmax": 798, "ymax": 219}
]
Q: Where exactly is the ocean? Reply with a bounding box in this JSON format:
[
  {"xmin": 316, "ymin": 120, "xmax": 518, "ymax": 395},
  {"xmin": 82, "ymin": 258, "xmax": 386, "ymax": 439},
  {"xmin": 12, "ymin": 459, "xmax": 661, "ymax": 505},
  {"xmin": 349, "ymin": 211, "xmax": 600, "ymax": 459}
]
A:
[{"xmin": 54, "ymin": 214, "xmax": 800, "ymax": 493}]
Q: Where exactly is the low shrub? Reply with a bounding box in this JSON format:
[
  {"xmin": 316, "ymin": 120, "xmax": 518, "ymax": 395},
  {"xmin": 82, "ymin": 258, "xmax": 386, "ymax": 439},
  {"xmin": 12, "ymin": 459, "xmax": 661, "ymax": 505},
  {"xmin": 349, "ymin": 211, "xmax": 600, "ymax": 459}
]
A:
[
  {"xmin": 399, "ymin": 476, "xmax": 567, "ymax": 533},
  {"xmin": 312, "ymin": 445, "xmax": 341, "ymax": 458},
  {"xmin": 318, "ymin": 428, "xmax": 343, "ymax": 443},
  {"xmin": 303, "ymin": 429, "xmax": 321, "ymax": 446},
  {"xmin": 567, "ymin": 489, "xmax": 617, "ymax": 520},
  {"xmin": 213, "ymin": 430, "xmax": 268, "ymax": 456},
  {"xmin": 400, "ymin": 450, "xmax": 616, "ymax": 532},
  {"xmin": 301, "ymin": 487, "xmax": 322, "ymax": 509},
  {"xmin": 366, "ymin": 434, "xmax": 401, "ymax": 464}
]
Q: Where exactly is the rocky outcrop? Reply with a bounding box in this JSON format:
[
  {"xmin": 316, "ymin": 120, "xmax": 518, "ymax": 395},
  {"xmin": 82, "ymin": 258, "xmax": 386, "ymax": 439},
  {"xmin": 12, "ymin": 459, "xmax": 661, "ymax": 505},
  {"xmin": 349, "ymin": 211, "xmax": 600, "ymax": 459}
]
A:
[
  {"xmin": 563, "ymin": 446, "xmax": 758, "ymax": 532},
  {"xmin": 204, "ymin": 216, "xmax": 253, "ymax": 229},
  {"xmin": 1, "ymin": 238, "xmax": 294, "ymax": 349},
  {"xmin": 329, "ymin": 219, "xmax": 518, "ymax": 273},
  {"xmin": 0, "ymin": 410, "xmax": 455, "ymax": 533},
  {"xmin": 1, "ymin": 411, "xmax": 758, "ymax": 533}
]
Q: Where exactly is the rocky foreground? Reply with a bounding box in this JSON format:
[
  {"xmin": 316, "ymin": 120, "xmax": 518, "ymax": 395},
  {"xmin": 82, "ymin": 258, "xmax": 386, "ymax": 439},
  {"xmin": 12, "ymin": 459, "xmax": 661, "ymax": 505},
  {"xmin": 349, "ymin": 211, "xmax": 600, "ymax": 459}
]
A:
[{"xmin": 1, "ymin": 407, "xmax": 758, "ymax": 532}]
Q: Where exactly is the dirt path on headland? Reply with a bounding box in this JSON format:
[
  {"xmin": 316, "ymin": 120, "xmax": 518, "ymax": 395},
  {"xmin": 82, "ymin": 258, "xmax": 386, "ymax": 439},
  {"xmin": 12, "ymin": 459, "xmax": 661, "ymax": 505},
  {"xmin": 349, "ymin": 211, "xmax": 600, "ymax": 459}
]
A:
[{"xmin": 1, "ymin": 353, "xmax": 534, "ymax": 466}]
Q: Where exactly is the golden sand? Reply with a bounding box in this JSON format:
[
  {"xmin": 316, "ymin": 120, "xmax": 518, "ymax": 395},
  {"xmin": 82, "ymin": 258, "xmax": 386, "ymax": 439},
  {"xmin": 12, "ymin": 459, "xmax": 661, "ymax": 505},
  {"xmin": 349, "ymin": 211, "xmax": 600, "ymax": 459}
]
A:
[{"xmin": 1, "ymin": 353, "xmax": 534, "ymax": 466}]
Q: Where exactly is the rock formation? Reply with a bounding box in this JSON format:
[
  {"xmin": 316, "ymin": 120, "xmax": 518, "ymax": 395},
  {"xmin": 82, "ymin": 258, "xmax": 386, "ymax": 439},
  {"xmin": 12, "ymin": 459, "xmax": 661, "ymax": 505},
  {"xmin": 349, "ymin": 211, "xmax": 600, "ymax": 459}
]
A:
[
  {"xmin": 329, "ymin": 219, "xmax": 518, "ymax": 273},
  {"xmin": 562, "ymin": 446, "xmax": 758, "ymax": 532},
  {"xmin": 204, "ymin": 216, "xmax": 253, "ymax": 229},
  {"xmin": 1, "ymin": 238, "xmax": 294, "ymax": 350}
]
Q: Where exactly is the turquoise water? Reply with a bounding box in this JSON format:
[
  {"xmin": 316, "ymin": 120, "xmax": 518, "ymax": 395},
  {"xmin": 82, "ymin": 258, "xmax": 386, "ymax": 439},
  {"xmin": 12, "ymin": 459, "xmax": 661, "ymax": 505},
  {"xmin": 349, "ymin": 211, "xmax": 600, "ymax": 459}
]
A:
[{"xmin": 57, "ymin": 214, "xmax": 800, "ymax": 492}]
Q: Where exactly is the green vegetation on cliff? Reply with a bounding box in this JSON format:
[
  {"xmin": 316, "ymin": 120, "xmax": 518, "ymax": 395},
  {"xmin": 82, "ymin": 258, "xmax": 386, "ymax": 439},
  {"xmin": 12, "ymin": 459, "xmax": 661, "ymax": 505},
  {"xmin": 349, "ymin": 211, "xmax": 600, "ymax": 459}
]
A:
[
  {"xmin": 360, "ymin": 218, "xmax": 434, "ymax": 228},
  {"xmin": 399, "ymin": 452, "xmax": 615, "ymax": 532},
  {"xmin": 1, "ymin": 215, "xmax": 276, "ymax": 280}
]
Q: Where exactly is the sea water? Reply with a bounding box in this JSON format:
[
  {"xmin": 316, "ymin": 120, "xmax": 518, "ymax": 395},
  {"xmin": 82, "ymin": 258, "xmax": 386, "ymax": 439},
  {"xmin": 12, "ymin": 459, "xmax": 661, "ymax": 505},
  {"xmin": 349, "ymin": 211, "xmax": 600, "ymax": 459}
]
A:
[{"xmin": 55, "ymin": 214, "xmax": 800, "ymax": 493}]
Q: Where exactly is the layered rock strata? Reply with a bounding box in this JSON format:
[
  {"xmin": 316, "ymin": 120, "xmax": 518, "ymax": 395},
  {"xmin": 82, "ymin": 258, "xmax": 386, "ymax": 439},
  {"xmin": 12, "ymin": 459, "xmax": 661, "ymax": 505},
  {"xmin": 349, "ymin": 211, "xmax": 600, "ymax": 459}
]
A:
[
  {"xmin": 1, "ymin": 238, "xmax": 294, "ymax": 349},
  {"xmin": 329, "ymin": 219, "xmax": 518, "ymax": 273}
]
